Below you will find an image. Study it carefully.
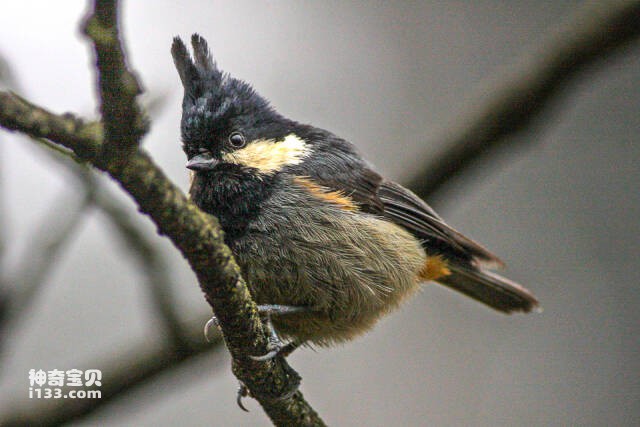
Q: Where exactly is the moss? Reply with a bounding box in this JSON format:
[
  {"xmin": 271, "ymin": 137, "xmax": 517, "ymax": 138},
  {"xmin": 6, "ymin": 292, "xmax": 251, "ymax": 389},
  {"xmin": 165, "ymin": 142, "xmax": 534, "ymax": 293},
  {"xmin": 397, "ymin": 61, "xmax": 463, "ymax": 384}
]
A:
[{"xmin": 0, "ymin": 89, "xmax": 326, "ymax": 426}]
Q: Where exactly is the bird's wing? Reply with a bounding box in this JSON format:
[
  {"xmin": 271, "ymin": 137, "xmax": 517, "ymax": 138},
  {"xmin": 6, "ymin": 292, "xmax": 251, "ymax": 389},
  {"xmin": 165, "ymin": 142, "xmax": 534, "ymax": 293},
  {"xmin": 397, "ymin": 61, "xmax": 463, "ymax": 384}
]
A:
[
  {"xmin": 375, "ymin": 180, "xmax": 503, "ymax": 267},
  {"xmin": 303, "ymin": 158, "xmax": 503, "ymax": 267}
]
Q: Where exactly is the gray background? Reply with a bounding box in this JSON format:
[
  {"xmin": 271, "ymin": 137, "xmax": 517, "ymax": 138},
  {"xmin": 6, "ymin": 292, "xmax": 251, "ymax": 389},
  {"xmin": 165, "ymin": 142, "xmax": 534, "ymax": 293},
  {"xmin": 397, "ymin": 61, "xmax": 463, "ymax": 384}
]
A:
[{"xmin": 1, "ymin": 1, "xmax": 639, "ymax": 426}]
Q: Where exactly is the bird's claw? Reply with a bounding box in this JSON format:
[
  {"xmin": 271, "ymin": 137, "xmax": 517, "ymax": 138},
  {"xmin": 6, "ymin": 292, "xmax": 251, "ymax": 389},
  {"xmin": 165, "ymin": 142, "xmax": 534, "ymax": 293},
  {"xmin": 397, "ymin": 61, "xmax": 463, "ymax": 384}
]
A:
[
  {"xmin": 204, "ymin": 305, "xmax": 305, "ymax": 343},
  {"xmin": 207, "ymin": 305, "xmax": 304, "ymax": 411},
  {"xmin": 237, "ymin": 382, "xmax": 250, "ymax": 412},
  {"xmin": 204, "ymin": 316, "xmax": 219, "ymax": 342},
  {"xmin": 249, "ymin": 310, "xmax": 298, "ymax": 361},
  {"xmin": 250, "ymin": 341, "xmax": 299, "ymax": 361},
  {"xmin": 249, "ymin": 340, "xmax": 285, "ymax": 361},
  {"xmin": 235, "ymin": 375, "xmax": 300, "ymax": 412}
]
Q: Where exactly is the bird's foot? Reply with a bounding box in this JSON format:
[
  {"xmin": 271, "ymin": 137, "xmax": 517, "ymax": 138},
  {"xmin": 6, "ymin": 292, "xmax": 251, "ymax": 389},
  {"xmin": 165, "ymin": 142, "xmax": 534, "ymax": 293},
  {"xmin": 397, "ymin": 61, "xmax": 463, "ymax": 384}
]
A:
[
  {"xmin": 256, "ymin": 304, "xmax": 308, "ymax": 316},
  {"xmin": 235, "ymin": 365, "xmax": 301, "ymax": 411},
  {"xmin": 233, "ymin": 305, "xmax": 306, "ymax": 411},
  {"xmin": 204, "ymin": 304, "xmax": 306, "ymax": 343},
  {"xmin": 250, "ymin": 341, "xmax": 299, "ymax": 361},
  {"xmin": 250, "ymin": 305, "xmax": 305, "ymax": 361}
]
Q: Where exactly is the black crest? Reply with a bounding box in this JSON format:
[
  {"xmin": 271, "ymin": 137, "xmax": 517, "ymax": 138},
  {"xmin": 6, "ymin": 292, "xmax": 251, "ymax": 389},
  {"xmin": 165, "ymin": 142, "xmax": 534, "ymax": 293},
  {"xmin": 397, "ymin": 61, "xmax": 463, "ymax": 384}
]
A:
[{"xmin": 171, "ymin": 34, "xmax": 275, "ymax": 143}]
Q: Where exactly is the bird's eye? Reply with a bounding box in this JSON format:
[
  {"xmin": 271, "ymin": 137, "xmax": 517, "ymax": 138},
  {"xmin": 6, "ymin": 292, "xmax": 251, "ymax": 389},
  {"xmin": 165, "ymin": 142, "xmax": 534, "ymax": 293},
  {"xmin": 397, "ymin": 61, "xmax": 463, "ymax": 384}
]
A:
[{"xmin": 228, "ymin": 131, "xmax": 246, "ymax": 148}]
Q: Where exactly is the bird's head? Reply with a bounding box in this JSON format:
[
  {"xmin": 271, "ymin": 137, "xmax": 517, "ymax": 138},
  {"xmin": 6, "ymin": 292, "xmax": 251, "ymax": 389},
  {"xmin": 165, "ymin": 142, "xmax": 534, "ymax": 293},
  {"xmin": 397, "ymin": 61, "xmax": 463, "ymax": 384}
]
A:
[{"xmin": 171, "ymin": 34, "xmax": 311, "ymax": 176}]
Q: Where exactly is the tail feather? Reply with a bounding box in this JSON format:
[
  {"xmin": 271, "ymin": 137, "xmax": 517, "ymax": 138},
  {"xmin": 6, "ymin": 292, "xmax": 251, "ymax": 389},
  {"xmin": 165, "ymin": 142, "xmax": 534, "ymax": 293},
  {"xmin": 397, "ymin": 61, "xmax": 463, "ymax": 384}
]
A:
[{"xmin": 437, "ymin": 264, "xmax": 539, "ymax": 313}]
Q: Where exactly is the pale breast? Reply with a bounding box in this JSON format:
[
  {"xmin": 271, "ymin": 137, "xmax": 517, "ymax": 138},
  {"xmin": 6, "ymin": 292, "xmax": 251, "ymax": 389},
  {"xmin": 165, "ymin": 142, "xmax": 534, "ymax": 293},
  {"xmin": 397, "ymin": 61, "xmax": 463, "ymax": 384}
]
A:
[{"xmin": 230, "ymin": 180, "xmax": 426, "ymax": 345}]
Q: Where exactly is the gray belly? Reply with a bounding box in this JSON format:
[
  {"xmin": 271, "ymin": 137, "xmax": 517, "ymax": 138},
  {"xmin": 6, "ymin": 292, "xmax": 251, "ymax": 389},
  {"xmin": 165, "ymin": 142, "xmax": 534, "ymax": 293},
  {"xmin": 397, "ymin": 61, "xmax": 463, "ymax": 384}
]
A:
[{"xmin": 230, "ymin": 188, "xmax": 426, "ymax": 346}]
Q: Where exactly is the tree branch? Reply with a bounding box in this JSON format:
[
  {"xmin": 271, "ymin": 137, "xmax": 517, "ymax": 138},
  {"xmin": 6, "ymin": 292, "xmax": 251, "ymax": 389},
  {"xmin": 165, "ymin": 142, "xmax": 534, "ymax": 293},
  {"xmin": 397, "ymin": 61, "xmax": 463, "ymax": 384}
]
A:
[
  {"xmin": 0, "ymin": 91, "xmax": 324, "ymax": 425},
  {"xmin": 81, "ymin": 0, "xmax": 145, "ymax": 152},
  {"xmin": 407, "ymin": 0, "xmax": 640, "ymax": 199},
  {"xmin": 1, "ymin": 3, "xmax": 324, "ymax": 422}
]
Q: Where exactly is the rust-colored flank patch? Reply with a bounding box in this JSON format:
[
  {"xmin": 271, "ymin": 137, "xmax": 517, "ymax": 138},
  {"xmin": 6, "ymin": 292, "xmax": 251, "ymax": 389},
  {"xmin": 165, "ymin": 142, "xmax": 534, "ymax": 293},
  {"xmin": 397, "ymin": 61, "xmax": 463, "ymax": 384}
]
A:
[
  {"xmin": 418, "ymin": 255, "xmax": 452, "ymax": 282},
  {"xmin": 293, "ymin": 176, "xmax": 358, "ymax": 211}
]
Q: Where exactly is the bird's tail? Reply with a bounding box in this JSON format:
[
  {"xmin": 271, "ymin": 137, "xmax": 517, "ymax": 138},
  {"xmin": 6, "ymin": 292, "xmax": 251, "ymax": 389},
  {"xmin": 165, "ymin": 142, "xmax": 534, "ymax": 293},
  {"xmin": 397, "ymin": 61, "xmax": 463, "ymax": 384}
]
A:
[{"xmin": 436, "ymin": 264, "xmax": 539, "ymax": 313}]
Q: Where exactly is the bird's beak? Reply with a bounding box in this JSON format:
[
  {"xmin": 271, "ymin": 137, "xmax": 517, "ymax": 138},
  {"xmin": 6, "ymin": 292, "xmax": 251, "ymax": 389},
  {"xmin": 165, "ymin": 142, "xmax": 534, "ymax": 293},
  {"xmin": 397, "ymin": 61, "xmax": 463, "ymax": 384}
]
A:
[{"xmin": 186, "ymin": 153, "xmax": 219, "ymax": 171}]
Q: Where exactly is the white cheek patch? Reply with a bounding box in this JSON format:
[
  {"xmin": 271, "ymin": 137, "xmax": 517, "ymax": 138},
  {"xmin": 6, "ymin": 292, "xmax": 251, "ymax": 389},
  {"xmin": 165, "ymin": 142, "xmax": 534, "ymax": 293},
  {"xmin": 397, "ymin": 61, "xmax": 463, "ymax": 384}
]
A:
[{"xmin": 222, "ymin": 133, "xmax": 311, "ymax": 173}]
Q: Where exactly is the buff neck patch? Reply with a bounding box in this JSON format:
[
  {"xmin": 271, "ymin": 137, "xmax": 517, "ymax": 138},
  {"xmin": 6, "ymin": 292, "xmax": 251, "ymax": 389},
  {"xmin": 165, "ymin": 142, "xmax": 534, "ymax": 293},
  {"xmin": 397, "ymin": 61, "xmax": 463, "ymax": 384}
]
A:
[{"xmin": 222, "ymin": 133, "xmax": 311, "ymax": 173}]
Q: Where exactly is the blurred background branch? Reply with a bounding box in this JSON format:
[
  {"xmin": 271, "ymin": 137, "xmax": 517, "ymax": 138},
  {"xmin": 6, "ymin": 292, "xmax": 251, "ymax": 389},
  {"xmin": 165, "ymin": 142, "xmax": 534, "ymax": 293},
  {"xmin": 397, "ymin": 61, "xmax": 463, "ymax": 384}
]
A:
[
  {"xmin": 408, "ymin": 0, "xmax": 640, "ymax": 200},
  {"xmin": 0, "ymin": 50, "xmax": 18, "ymax": 335},
  {"xmin": 33, "ymin": 141, "xmax": 190, "ymax": 351},
  {"xmin": 0, "ymin": 134, "xmax": 227, "ymax": 426},
  {"xmin": 0, "ymin": 185, "xmax": 93, "ymax": 354},
  {"xmin": 1, "ymin": 317, "xmax": 224, "ymax": 427}
]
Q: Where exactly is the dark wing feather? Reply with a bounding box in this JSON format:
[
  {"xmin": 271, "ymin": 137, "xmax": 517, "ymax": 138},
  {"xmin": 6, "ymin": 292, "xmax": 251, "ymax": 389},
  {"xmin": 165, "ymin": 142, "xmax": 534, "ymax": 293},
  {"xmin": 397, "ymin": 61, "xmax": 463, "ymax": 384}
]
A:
[
  {"xmin": 289, "ymin": 133, "xmax": 539, "ymax": 312},
  {"xmin": 319, "ymin": 167, "xmax": 385, "ymax": 214},
  {"xmin": 305, "ymin": 167, "xmax": 502, "ymax": 267},
  {"xmin": 289, "ymin": 130, "xmax": 501, "ymax": 266},
  {"xmin": 376, "ymin": 181, "xmax": 504, "ymax": 267}
]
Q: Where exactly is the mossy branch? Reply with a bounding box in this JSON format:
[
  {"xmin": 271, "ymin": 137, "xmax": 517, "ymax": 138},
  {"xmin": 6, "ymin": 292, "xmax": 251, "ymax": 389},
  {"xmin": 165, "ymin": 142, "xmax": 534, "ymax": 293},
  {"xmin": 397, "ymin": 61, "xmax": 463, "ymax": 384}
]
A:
[
  {"xmin": 81, "ymin": 0, "xmax": 146, "ymax": 152},
  {"xmin": 0, "ymin": 1, "xmax": 325, "ymax": 423},
  {"xmin": 0, "ymin": 90, "xmax": 325, "ymax": 426}
]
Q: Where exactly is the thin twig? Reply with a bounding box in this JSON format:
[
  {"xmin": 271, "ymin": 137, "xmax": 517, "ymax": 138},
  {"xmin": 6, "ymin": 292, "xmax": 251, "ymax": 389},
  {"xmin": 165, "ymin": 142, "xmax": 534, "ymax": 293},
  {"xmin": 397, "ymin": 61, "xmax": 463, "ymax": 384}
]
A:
[
  {"xmin": 81, "ymin": 0, "xmax": 146, "ymax": 152},
  {"xmin": 407, "ymin": 0, "xmax": 640, "ymax": 200}
]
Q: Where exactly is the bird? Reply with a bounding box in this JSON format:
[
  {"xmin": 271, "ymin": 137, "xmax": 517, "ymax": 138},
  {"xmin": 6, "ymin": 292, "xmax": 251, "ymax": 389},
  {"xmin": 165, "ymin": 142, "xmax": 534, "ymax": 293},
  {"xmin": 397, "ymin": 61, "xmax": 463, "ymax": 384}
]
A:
[{"xmin": 171, "ymin": 34, "xmax": 539, "ymax": 360}]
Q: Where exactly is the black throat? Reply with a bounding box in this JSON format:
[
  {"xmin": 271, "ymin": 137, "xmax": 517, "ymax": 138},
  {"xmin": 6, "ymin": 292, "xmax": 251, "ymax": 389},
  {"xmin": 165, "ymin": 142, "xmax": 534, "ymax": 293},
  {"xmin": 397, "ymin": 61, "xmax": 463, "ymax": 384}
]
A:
[{"xmin": 189, "ymin": 164, "xmax": 275, "ymax": 242}]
